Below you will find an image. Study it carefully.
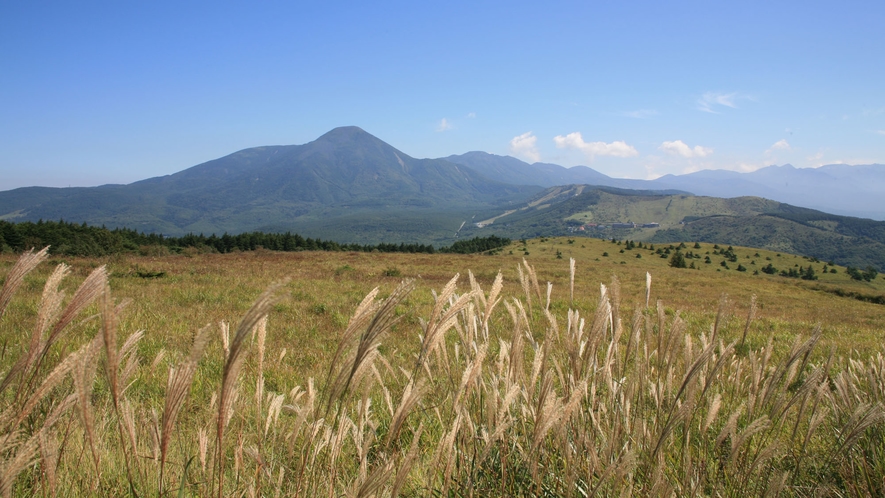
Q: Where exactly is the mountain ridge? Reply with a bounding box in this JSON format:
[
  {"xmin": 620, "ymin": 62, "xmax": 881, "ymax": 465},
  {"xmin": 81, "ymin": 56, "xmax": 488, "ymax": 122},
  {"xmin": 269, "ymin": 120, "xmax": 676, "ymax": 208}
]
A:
[
  {"xmin": 0, "ymin": 127, "xmax": 539, "ymax": 241},
  {"xmin": 444, "ymin": 151, "xmax": 885, "ymax": 220},
  {"xmin": 451, "ymin": 185, "xmax": 885, "ymax": 270},
  {"xmin": 0, "ymin": 126, "xmax": 883, "ymax": 267}
]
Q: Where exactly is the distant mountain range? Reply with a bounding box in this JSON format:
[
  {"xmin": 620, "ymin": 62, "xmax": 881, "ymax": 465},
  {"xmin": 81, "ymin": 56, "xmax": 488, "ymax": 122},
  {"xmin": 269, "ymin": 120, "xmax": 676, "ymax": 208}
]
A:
[
  {"xmin": 1, "ymin": 126, "xmax": 883, "ymax": 268},
  {"xmin": 445, "ymin": 152, "xmax": 885, "ymax": 220}
]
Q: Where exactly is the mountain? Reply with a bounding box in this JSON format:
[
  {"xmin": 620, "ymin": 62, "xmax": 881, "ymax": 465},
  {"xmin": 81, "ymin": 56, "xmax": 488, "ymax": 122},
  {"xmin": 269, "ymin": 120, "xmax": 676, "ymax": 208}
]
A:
[
  {"xmin": 445, "ymin": 152, "xmax": 662, "ymax": 190},
  {"xmin": 1, "ymin": 126, "xmax": 883, "ymax": 266},
  {"xmin": 0, "ymin": 127, "xmax": 539, "ymax": 243},
  {"xmin": 444, "ymin": 152, "xmax": 885, "ymax": 220},
  {"xmin": 649, "ymin": 163, "xmax": 885, "ymax": 220},
  {"xmin": 453, "ymin": 186, "xmax": 885, "ymax": 270}
]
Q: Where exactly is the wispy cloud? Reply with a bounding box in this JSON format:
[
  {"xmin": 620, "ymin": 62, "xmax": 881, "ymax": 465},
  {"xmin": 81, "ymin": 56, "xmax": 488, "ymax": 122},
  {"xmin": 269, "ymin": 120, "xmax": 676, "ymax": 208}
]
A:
[
  {"xmin": 436, "ymin": 118, "xmax": 453, "ymax": 132},
  {"xmin": 876, "ymin": 130, "xmax": 885, "ymax": 136},
  {"xmin": 679, "ymin": 161, "xmax": 764, "ymax": 175},
  {"xmin": 807, "ymin": 150, "xmax": 826, "ymax": 164},
  {"xmin": 736, "ymin": 162, "xmax": 765, "ymax": 173},
  {"xmin": 553, "ymin": 132, "xmax": 638, "ymax": 159},
  {"xmin": 766, "ymin": 139, "xmax": 791, "ymax": 154},
  {"xmin": 622, "ymin": 109, "xmax": 657, "ymax": 119},
  {"xmin": 466, "ymin": 112, "xmax": 476, "ymax": 119},
  {"xmin": 697, "ymin": 91, "xmax": 740, "ymax": 113},
  {"xmin": 510, "ymin": 132, "xmax": 540, "ymax": 162},
  {"xmin": 659, "ymin": 140, "xmax": 712, "ymax": 158}
]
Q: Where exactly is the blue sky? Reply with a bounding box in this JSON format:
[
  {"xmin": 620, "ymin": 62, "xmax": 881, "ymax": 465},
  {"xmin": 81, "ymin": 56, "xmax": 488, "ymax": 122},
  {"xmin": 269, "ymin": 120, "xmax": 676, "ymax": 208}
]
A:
[{"xmin": 1, "ymin": 1, "xmax": 883, "ymax": 190}]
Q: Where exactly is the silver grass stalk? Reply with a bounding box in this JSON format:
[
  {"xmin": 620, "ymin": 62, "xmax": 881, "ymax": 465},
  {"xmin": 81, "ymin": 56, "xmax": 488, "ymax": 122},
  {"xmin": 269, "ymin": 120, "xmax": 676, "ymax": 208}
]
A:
[
  {"xmin": 45, "ymin": 265, "xmax": 107, "ymax": 353},
  {"xmin": 0, "ymin": 248, "xmax": 52, "ymax": 397},
  {"xmin": 159, "ymin": 324, "xmax": 212, "ymax": 491},
  {"xmin": 327, "ymin": 279, "xmax": 414, "ymax": 415},
  {"xmin": 0, "ymin": 433, "xmax": 40, "ymax": 498},
  {"xmin": 4, "ymin": 346, "xmax": 78, "ymax": 431},
  {"xmin": 517, "ymin": 264, "xmax": 532, "ymax": 312},
  {"xmin": 390, "ymin": 423, "xmax": 424, "ymax": 497},
  {"xmin": 729, "ymin": 416, "xmax": 772, "ymax": 463},
  {"xmin": 265, "ymin": 393, "xmax": 285, "ymax": 436},
  {"xmin": 523, "ymin": 259, "xmax": 541, "ymax": 303},
  {"xmin": 0, "ymin": 247, "xmax": 49, "ymax": 319},
  {"xmin": 73, "ymin": 334, "xmax": 104, "ymax": 477},
  {"xmin": 740, "ymin": 294, "xmax": 757, "ymax": 347},
  {"xmin": 216, "ymin": 279, "xmax": 288, "ymax": 498},
  {"xmin": 653, "ymin": 339, "xmax": 717, "ymax": 457},
  {"xmin": 645, "ymin": 271, "xmax": 651, "ymax": 309},
  {"xmin": 255, "ymin": 315, "xmax": 267, "ymax": 415},
  {"xmin": 482, "ymin": 272, "xmax": 504, "ymax": 335},
  {"xmin": 414, "ymin": 280, "xmax": 474, "ymax": 379},
  {"xmin": 26, "ymin": 263, "xmax": 69, "ymax": 375},
  {"xmin": 570, "ymin": 257, "xmax": 576, "ymax": 304}
]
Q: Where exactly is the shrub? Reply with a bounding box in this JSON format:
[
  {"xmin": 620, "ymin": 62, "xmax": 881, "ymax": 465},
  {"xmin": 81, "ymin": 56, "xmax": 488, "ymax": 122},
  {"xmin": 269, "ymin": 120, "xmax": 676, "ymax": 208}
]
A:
[{"xmin": 669, "ymin": 250, "xmax": 687, "ymax": 268}]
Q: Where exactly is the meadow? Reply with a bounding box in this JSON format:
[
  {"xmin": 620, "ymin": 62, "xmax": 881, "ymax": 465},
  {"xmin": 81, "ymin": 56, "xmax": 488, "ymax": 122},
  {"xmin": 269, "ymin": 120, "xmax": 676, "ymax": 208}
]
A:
[{"xmin": 0, "ymin": 237, "xmax": 884, "ymax": 496}]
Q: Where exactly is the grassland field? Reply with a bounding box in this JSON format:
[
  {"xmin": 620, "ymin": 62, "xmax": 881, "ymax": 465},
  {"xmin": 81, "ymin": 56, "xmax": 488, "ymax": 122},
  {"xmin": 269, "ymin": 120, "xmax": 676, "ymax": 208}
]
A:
[
  {"xmin": 2, "ymin": 237, "xmax": 884, "ymax": 398},
  {"xmin": 8, "ymin": 237, "xmax": 879, "ymax": 351},
  {"xmin": 1, "ymin": 236, "xmax": 884, "ymax": 495}
]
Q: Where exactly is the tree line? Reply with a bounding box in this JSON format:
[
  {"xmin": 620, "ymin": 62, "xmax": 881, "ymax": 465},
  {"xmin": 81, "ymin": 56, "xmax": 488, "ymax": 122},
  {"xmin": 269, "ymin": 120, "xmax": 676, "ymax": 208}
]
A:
[{"xmin": 0, "ymin": 220, "xmax": 511, "ymax": 256}]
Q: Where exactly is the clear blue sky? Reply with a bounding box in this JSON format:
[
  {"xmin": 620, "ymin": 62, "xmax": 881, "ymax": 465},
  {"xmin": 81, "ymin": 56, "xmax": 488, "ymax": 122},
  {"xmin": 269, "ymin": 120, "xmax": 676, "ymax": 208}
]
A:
[{"xmin": 2, "ymin": 0, "xmax": 883, "ymax": 190}]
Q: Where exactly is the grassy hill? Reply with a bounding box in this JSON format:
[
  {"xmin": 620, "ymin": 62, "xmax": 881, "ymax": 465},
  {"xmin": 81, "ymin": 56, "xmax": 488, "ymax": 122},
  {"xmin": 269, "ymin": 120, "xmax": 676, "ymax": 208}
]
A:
[
  {"xmin": 651, "ymin": 215, "xmax": 885, "ymax": 270},
  {"xmin": 457, "ymin": 187, "xmax": 885, "ymax": 270}
]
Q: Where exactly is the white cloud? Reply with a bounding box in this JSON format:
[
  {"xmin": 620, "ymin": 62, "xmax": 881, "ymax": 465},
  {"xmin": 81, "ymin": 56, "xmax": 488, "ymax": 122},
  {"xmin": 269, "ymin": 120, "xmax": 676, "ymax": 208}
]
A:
[
  {"xmin": 697, "ymin": 91, "xmax": 739, "ymax": 113},
  {"xmin": 553, "ymin": 132, "xmax": 638, "ymax": 159},
  {"xmin": 736, "ymin": 162, "xmax": 765, "ymax": 173},
  {"xmin": 659, "ymin": 140, "xmax": 712, "ymax": 158},
  {"xmin": 807, "ymin": 150, "xmax": 825, "ymax": 164},
  {"xmin": 436, "ymin": 118, "xmax": 453, "ymax": 132},
  {"xmin": 675, "ymin": 161, "xmax": 764, "ymax": 175},
  {"xmin": 622, "ymin": 109, "xmax": 657, "ymax": 119},
  {"xmin": 510, "ymin": 132, "xmax": 540, "ymax": 162},
  {"xmin": 877, "ymin": 130, "xmax": 885, "ymax": 136},
  {"xmin": 767, "ymin": 139, "xmax": 791, "ymax": 153},
  {"xmin": 466, "ymin": 112, "xmax": 476, "ymax": 119}
]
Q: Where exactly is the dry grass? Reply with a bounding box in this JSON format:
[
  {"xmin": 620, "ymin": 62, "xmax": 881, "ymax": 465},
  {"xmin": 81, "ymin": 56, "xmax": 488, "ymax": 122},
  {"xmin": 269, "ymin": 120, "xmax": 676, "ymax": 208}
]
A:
[{"xmin": 0, "ymin": 241, "xmax": 883, "ymax": 495}]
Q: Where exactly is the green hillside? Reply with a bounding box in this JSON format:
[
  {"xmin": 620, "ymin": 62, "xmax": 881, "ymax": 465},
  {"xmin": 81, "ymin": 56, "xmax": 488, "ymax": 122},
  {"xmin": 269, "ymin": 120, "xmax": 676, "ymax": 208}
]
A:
[
  {"xmin": 456, "ymin": 187, "xmax": 885, "ymax": 270},
  {"xmin": 651, "ymin": 215, "xmax": 885, "ymax": 271}
]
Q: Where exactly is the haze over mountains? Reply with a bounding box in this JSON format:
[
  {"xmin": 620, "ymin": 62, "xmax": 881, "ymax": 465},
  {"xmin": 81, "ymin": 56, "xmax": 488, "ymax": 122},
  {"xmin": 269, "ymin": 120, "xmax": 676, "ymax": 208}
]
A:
[
  {"xmin": 1, "ymin": 126, "xmax": 884, "ymax": 269},
  {"xmin": 445, "ymin": 152, "xmax": 885, "ymax": 221}
]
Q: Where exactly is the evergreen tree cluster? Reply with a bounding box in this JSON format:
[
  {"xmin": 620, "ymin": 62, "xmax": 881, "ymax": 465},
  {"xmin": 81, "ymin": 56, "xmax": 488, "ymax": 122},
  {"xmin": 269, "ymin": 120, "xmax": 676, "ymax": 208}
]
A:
[
  {"xmin": 669, "ymin": 250, "xmax": 687, "ymax": 268},
  {"xmin": 440, "ymin": 235, "xmax": 512, "ymax": 254},
  {"xmin": 763, "ymin": 265, "xmax": 818, "ymax": 280},
  {"xmin": 0, "ymin": 220, "xmax": 510, "ymax": 257},
  {"xmin": 712, "ymin": 245, "xmax": 739, "ymax": 263},
  {"xmin": 759, "ymin": 263, "xmax": 820, "ymax": 280},
  {"xmin": 846, "ymin": 266, "xmax": 879, "ymax": 282},
  {"xmin": 761, "ymin": 263, "xmax": 778, "ymax": 275}
]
